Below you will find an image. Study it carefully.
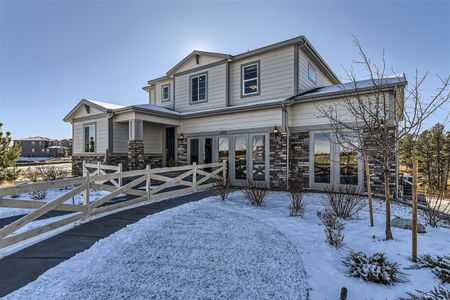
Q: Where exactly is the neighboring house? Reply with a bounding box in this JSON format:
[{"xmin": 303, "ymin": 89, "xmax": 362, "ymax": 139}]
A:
[
  {"xmin": 15, "ymin": 137, "xmax": 72, "ymax": 158},
  {"xmin": 63, "ymin": 35, "xmax": 406, "ymax": 195},
  {"xmin": 60, "ymin": 139, "xmax": 73, "ymax": 156}
]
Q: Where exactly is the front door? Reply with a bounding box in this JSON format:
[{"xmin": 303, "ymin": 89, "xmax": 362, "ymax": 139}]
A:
[
  {"xmin": 165, "ymin": 127, "xmax": 175, "ymax": 165},
  {"xmin": 230, "ymin": 133, "xmax": 269, "ymax": 185},
  {"xmin": 189, "ymin": 137, "xmax": 214, "ymax": 164}
]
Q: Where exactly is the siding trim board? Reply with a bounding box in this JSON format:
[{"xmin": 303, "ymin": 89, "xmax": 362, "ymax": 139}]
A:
[{"xmin": 182, "ymin": 126, "xmax": 276, "ymax": 137}]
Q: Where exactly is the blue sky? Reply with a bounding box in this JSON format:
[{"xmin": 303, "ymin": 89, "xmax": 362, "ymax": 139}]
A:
[{"xmin": 1, "ymin": 0, "xmax": 449, "ymax": 139}]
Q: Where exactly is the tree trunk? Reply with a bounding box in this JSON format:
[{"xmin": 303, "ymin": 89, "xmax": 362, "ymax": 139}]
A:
[
  {"xmin": 384, "ymin": 159, "xmax": 393, "ymax": 240},
  {"xmin": 412, "ymin": 159, "xmax": 418, "ymax": 262},
  {"xmin": 365, "ymin": 156, "xmax": 374, "ymax": 227}
]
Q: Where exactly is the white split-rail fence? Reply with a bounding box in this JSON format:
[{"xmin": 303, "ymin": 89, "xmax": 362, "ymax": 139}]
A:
[{"xmin": 0, "ymin": 161, "xmax": 227, "ymax": 250}]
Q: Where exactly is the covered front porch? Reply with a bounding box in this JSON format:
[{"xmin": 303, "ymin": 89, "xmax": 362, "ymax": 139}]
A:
[{"xmin": 108, "ymin": 110, "xmax": 180, "ymax": 171}]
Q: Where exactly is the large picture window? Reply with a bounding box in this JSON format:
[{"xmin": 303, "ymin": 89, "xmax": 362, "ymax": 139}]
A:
[
  {"xmin": 313, "ymin": 132, "xmax": 331, "ymax": 183},
  {"xmin": 191, "ymin": 74, "xmax": 207, "ymax": 103},
  {"xmin": 84, "ymin": 124, "xmax": 96, "ymax": 153},
  {"xmin": 242, "ymin": 62, "xmax": 259, "ymax": 96},
  {"xmin": 252, "ymin": 135, "xmax": 265, "ymax": 181},
  {"xmin": 235, "ymin": 136, "xmax": 247, "ymax": 180},
  {"xmin": 340, "ymin": 133, "xmax": 359, "ymax": 185}
]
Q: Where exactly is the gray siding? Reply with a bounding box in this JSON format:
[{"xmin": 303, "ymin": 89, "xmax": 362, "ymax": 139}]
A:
[
  {"xmin": 73, "ymin": 117, "xmax": 109, "ymax": 154},
  {"xmin": 143, "ymin": 123, "xmax": 163, "ymax": 153},
  {"xmin": 298, "ymin": 48, "xmax": 333, "ymax": 93},
  {"xmin": 113, "ymin": 122, "xmax": 128, "ymax": 153},
  {"xmin": 229, "ymin": 45, "xmax": 295, "ymax": 106},
  {"xmin": 174, "ymin": 63, "xmax": 227, "ymax": 113}
]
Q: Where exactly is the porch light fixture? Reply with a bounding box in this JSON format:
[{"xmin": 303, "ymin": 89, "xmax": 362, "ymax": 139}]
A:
[
  {"xmin": 178, "ymin": 133, "xmax": 185, "ymax": 141},
  {"xmin": 272, "ymin": 126, "xmax": 279, "ymax": 135}
]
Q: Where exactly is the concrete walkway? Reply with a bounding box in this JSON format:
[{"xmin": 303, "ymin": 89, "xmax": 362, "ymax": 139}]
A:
[{"xmin": 0, "ymin": 189, "xmax": 218, "ymax": 297}]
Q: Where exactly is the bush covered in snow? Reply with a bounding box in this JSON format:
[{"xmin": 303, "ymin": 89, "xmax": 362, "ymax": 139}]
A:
[
  {"xmin": 288, "ymin": 179, "xmax": 306, "ymax": 217},
  {"xmin": 242, "ymin": 179, "xmax": 268, "ymax": 207},
  {"xmin": 318, "ymin": 210, "xmax": 345, "ymax": 248},
  {"xmin": 213, "ymin": 176, "xmax": 230, "ymax": 201},
  {"xmin": 403, "ymin": 285, "xmax": 450, "ymax": 300},
  {"xmin": 29, "ymin": 190, "xmax": 47, "ymax": 200},
  {"xmin": 416, "ymin": 254, "xmax": 450, "ymax": 283},
  {"xmin": 343, "ymin": 251, "xmax": 399, "ymax": 285},
  {"xmin": 323, "ymin": 185, "xmax": 365, "ymax": 219}
]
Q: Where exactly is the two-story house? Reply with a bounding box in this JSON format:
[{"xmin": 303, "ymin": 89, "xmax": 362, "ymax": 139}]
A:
[{"xmin": 63, "ymin": 36, "xmax": 406, "ymax": 194}]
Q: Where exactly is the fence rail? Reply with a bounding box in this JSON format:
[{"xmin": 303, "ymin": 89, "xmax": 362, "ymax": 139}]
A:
[{"xmin": 0, "ymin": 161, "xmax": 226, "ymax": 250}]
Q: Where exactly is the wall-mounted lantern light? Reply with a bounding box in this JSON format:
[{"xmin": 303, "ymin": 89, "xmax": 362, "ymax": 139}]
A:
[
  {"xmin": 272, "ymin": 125, "xmax": 279, "ymax": 135},
  {"xmin": 178, "ymin": 133, "xmax": 185, "ymax": 141}
]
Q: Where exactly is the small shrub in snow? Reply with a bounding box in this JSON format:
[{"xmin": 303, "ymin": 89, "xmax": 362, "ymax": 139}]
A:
[
  {"xmin": 37, "ymin": 166, "xmax": 68, "ymax": 181},
  {"xmin": 213, "ymin": 176, "xmax": 230, "ymax": 201},
  {"xmin": 288, "ymin": 179, "xmax": 306, "ymax": 217},
  {"xmin": 319, "ymin": 210, "xmax": 345, "ymax": 248},
  {"xmin": 242, "ymin": 179, "xmax": 268, "ymax": 207},
  {"xmin": 25, "ymin": 167, "xmax": 41, "ymax": 182},
  {"xmin": 416, "ymin": 254, "xmax": 450, "ymax": 283},
  {"xmin": 343, "ymin": 251, "xmax": 399, "ymax": 285},
  {"xmin": 29, "ymin": 190, "xmax": 47, "ymax": 200},
  {"xmin": 323, "ymin": 185, "xmax": 365, "ymax": 219},
  {"xmin": 403, "ymin": 285, "xmax": 450, "ymax": 300}
]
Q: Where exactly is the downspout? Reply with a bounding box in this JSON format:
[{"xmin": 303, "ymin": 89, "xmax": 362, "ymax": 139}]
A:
[
  {"xmin": 107, "ymin": 110, "xmax": 114, "ymax": 163},
  {"xmin": 282, "ymin": 103, "xmax": 290, "ymax": 188}
]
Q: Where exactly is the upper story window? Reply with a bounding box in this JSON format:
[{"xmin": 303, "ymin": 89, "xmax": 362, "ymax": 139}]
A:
[
  {"xmin": 161, "ymin": 84, "xmax": 170, "ymax": 102},
  {"xmin": 190, "ymin": 73, "xmax": 207, "ymax": 103},
  {"xmin": 31, "ymin": 141, "xmax": 35, "ymax": 146},
  {"xmin": 308, "ymin": 63, "xmax": 317, "ymax": 83},
  {"xmin": 242, "ymin": 62, "xmax": 260, "ymax": 97},
  {"xmin": 84, "ymin": 124, "xmax": 96, "ymax": 153}
]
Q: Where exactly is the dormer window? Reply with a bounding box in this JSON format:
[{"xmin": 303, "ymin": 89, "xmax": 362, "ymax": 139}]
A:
[
  {"xmin": 161, "ymin": 84, "xmax": 170, "ymax": 102},
  {"xmin": 308, "ymin": 63, "xmax": 317, "ymax": 83},
  {"xmin": 241, "ymin": 61, "xmax": 260, "ymax": 97},
  {"xmin": 190, "ymin": 73, "xmax": 207, "ymax": 103}
]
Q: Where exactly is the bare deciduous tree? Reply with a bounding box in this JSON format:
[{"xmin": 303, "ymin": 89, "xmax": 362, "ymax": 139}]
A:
[{"xmin": 318, "ymin": 37, "xmax": 450, "ymax": 240}]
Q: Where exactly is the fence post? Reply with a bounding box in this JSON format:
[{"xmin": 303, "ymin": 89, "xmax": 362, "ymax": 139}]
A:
[
  {"xmin": 146, "ymin": 164, "xmax": 151, "ymax": 201},
  {"xmin": 97, "ymin": 161, "xmax": 101, "ymax": 176},
  {"xmin": 365, "ymin": 156, "xmax": 374, "ymax": 227},
  {"xmin": 82, "ymin": 160, "xmax": 86, "ymax": 177},
  {"xmin": 412, "ymin": 159, "xmax": 418, "ymax": 262},
  {"xmin": 84, "ymin": 172, "xmax": 91, "ymax": 218},
  {"xmin": 118, "ymin": 163, "xmax": 123, "ymax": 187},
  {"xmin": 223, "ymin": 160, "xmax": 227, "ymax": 184},
  {"xmin": 193, "ymin": 162, "xmax": 197, "ymax": 192}
]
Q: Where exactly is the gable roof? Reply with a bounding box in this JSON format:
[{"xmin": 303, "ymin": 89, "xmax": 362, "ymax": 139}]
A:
[
  {"xmin": 63, "ymin": 99, "xmax": 125, "ymax": 122},
  {"xmin": 164, "ymin": 50, "xmax": 231, "ymax": 77},
  {"xmin": 146, "ymin": 35, "xmax": 341, "ymax": 86}
]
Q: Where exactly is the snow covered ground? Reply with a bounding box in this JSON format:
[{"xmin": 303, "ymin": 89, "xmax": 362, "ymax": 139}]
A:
[
  {"xmin": 4, "ymin": 191, "xmax": 450, "ymax": 299},
  {"xmin": 0, "ymin": 188, "xmax": 110, "ymax": 219}
]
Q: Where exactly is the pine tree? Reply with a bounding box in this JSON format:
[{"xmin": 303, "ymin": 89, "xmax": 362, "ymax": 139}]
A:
[
  {"xmin": 0, "ymin": 122, "xmax": 22, "ymax": 183},
  {"xmin": 399, "ymin": 134, "xmax": 414, "ymax": 170}
]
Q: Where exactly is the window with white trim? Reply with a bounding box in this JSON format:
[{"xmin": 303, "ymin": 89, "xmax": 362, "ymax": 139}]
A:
[
  {"xmin": 191, "ymin": 74, "xmax": 207, "ymax": 103},
  {"xmin": 308, "ymin": 63, "xmax": 317, "ymax": 83},
  {"xmin": 84, "ymin": 124, "xmax": 96, "ymax": 153},
  {"xmin": 242, "ymin": 62, "xmax": 259, "ymax": 96},
  {"xmin": 161, "ymin": 84, "xmax": 170, "ymax": 102}
]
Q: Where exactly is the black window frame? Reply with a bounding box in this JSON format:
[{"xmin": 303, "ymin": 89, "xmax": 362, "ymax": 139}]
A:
[
  {"xmin": 189, "ymin": 72, "xmax": 208, "ymax": 104},
  {"xmin": 83, "ymin": 123, "xmax": 96, "ymax": 153}
]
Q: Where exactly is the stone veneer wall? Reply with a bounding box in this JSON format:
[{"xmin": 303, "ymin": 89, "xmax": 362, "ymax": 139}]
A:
[
  {"xmin": 269, "ymin": 132, "xmax": 288, "ymax": 190},
  {"xmin": 289, "ymin": 131, "xmax": 310, "ymax": 188},
  {"xmin": 177, "ymin": 139, "xmax": 188, "ymax": 166},
  {"xmin": 128, "ymin": 140, "xmax": 145, "ymax": 170},
  {"xmin": 72, "ymin": 155, "xmax": 106, "ymax": 177}
]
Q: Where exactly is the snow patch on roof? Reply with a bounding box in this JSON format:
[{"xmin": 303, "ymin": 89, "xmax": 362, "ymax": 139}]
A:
[
  {"xmin": 85, "ymin": 99, "xmax": 125, "ymax": 110},
  {"xmin": 298, "ymin": 74, "xmax": 407, "ymax": 98}
]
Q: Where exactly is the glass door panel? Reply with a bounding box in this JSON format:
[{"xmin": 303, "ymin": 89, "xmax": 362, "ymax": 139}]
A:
[
  {"xmin": 234, "ymin": 136, "xmax": 247, "ymax": 180},
  {"xmin": 190, "ymin": 139, "xmax": 199, "ymax": 164},
  {"xmin": 313, "ymin": 133, "xmax": 331, "ymax": 183},
  {"xmin": 218, "ymin": 137, "xmax": 230, "ymax": 173},
  {"xmin": 204, "ymin": 138, "xmax": 213, "ymax": 164},
  {"xmin": 252, "ymin": 135, "xmax": 266, "ymax": 181}
]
